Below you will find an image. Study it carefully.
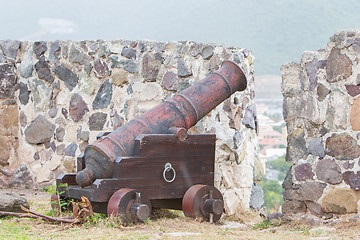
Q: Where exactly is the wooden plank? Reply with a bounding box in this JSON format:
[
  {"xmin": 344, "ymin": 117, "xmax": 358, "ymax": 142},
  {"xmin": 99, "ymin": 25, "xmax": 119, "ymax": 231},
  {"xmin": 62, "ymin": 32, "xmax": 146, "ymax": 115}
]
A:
[
  {"xmin": 93, "ymin": 176, "xmax": 213, "ymax": 200},
  {"xmin": 134, "ymin": 134, "xmax": 215, "ymax": 157},
  {"xmin": 114, "ymin": 155, "xmax": 214, "ymax": 179},
  {"xmin": 58, "ymin": 134, "xmax": 216, "ymax": 203},
  {"xmin": 64, "ymin": 185, "xmax": 114, "ymax": 202},
  {"xmin": 112, "ymin": 155, "xmax": 214, "ymax": 199},
  {"xmin": 151, "ymin": 199, "xmax": 183, "ymax": 210},
  {"xmin": 76, "ymin": 153, "xmax": 85, "ymax": 172},
  {"xmin": 58, "ymin": 173, "xmax": 212, "ymax": 203},
  {"xmin": 56, "ymin": 174, "xmax": 77, "ymax": 186}
]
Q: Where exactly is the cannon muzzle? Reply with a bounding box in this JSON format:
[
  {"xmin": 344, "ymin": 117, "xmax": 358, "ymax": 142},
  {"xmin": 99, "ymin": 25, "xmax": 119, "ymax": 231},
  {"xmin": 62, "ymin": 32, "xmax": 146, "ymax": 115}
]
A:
[{"xmin": 76, "ymin": 61, "xmax": 247, "ymax": 187}]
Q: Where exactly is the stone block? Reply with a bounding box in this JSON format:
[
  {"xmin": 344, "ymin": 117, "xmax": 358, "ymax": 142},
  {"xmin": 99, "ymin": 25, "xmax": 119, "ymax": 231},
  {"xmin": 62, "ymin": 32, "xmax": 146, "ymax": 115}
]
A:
[
  {"xmin": 298, "ymin": 181, "xmax": 326, "ymax": 201},
  {"xmin": 35, "ymin": 56, "xmax": 54, "ymax": 83},
  {"xmin": 63, "ymin": 157, "xmax": 76, "ymax": 172},
  {"xmin": 350, "ymin": 96, "xmax": 360, "ymax": 130},
  {"xmin": 286, "ymin": 128, "xmax": 308, "ymax": 163},
  {"xmin": 315, "ymin": 159, "xmax": 343, "ymax": 184},
  {"xmin": 325, "ymin": 133, "xmax": 360, "ymax": 160},
  {"xmin": 253, "ymin": 157, "xmax": 265, "ymax": 181},
  {"xmin": 177, "ymin": 58, "xmax": 191, "ymax": 77},
  {"xmin": 304, "ymin": 57, "xmax": 320, "ymax": 91},
  {"xmin": 92, "ymin": 79, "xmax": 112, "ymax": 110},
  {"xmin": 68, "ymin": 45, "xmax": 90, "ymax": 65},
  {"xmin": 326, "ymin": 48, "xmax": 352, "ymax": 83},
  {"xmin": 31, "ymin": 78, "xmax": 52, "ymax": 112},
  {"xmin": 317, "ymin": 83, "xmax": 330, "ymax": 102},
  {"xmin": 283, "ymin": 189, "xmax": 300, "ymax": 201},
  {"xmin": 111, "ymin": 69, "xmax": 128, "ymax": 86},
  {"xmin": 0, "ymin": 192, "xmax": 29, "ymax": 213},
  {"xmin": 88, "ymin": 112, "xmax": 107, "ymax": 131},
  {"xmin": 142, "ymin": 53, "xmax": 162, "ymax": 81},
  {"xmin": 54, "ymin": 65, "xmax": 78, "ymax": 91},
  {"xmin": 49, "ymin": 41, "xmax": 61, "ymax": 63},
  {"xmin": 0, "ymin": 105, "xmax": 18, "ymax": 136},
  {"xmin": 33, "ymin": 41, "xmax": 47, "ymax": 59},
  {"xmin": 308, "ymin": 138, "xmax": 325, "ymax": 158},
  {"xmin": 19, "ymin": 82, "xmax": 30, "ymax": 105},
  {"xmin": 10, "ymin": 164, "xmax": 33, "ymax": 187},
  {"xmin": 326, "ymin": 90, "xmax": 350, "ymax": 131},
  {"xmin": 249, "ymin": 183, "xmax": 264, "ymax": 211},
  {"xmin": 343, "ymin": 171, "xmax": 360, "ymax": 190},
  {"xmin": 20, "ymin": 50, "xmax": 33, "ymax": 78},
  {"xmin": 69, "ymin": 93, "xmax": 89, "ymax": 122},
  {"xmin": 1, "ymin": 40, "xmax": 20, "ymax": 60},
  {"xmin": 283, "ymin": 93, "xmax": 320, "ymax": 123},
  {"xmin": 0, "ymin": 135, "xmax": 10, "ymax": 166},
  {"xmin": 121, "ymin": 48, "xmax": 136, "ymax": 59},
  {"xmin": 162, "ymin": 71, "xmax": 178, "ymax": 90},
  {"xmin": 0, "ymin": 64, "xmax": 17, "ymax": 99},
  {"xmin": 281, "ymin": 62, "xmax": 302, "ymax": 97},
  {"xmin": 343, "ymin": 161, "xmax": 355, "ymax": 170},
  {"xmin": 94, "ymin": 58, "xmax": 109, "ymax": 78},
  {"xmin": 65, "ymin": 143, "xmax": 78, "ymax": 157},
  {"xmin": 305, "ymin": 201, "xmax": 324, "ymax": 218},
  {"xmin": 242, "ymin": 104, "xmax": 256, "ymax": 129},
  {"xmin": 201, "ymin": 45, "xmax": 214, "ymax": 60},
  {"xmin": 294, "ymin": 163, "xmax": 314, "ymax": 181},
  {"xmin": 322, "ymin": 188, "xmax": 359, "ymax": 214},
  {"xmin": 25, "ymin": 115, "xmax": 55, "ymax": 144},
  {"xmin": 282, "ymin": 167, "xmax": 293, "ymax": 190},
  {"xmin": 282, "ymin": 200, "xmax": 306, "ymax": 215},
  {"xmin": 346, "ymin": 84, "xmax": 360, "ymax": 97}
]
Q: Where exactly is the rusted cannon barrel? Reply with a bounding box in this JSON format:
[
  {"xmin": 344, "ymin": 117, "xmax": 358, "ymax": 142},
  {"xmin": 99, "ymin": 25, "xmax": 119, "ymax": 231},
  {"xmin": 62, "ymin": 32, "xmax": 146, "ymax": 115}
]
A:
[{"xmin": 76, "ymin": 61, "xmax": 247, "ymax": 187}]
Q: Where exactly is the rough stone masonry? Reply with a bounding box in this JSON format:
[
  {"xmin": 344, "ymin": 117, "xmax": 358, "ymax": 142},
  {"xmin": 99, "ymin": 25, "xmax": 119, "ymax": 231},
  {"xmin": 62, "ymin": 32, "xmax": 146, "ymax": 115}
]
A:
[
  {"xmin": 0, "ymin": 39, "xmax": 261, "ymax": 216},
  {"xmin": 282, "ymin": 30, "xmax": 360, "ymax": 219}
]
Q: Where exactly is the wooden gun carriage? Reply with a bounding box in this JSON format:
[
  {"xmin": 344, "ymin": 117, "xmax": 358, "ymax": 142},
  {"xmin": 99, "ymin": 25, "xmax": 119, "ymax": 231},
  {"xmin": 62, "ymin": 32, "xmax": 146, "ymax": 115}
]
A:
[{"xmin": 55, "ymin": 61, "xmax": 247, "ymax": 223}]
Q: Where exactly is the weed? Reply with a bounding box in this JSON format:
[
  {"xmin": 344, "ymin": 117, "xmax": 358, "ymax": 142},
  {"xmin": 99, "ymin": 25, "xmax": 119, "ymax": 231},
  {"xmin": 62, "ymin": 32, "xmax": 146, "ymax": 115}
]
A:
[
  {"xmin": 44, "ymin": 183, "xmax": 72, "ymax": 214},
  {"xmin": 314, "ymin": 229, "xmax": 323, "ymax": 235},
  {"xmin": 143, "ymin": 218, "xmax": 151, "ymax": 224},
  {"xmin": 151, "ymin": 208, "xmax": 181, "ymax": 219},
  {"xmin": 292, "ymin": 226, "xmax": 310, "ymax": 235},
  {"xmin": 218, "ymin": 227, "xmax": 230, "ymax": 235},
  {"xmin": 83, "ymin": 213, "xmax": 107, "ymax": 227},
  {"xmin": 252, "ymin": 219, "xmax": 271, "ymax": 230},
  {"xmin": 0, "ymin": 221, "xmax": 32, "ymax": 239},
  {"xmin": 1, "ymin": 216, "xmax": 14, "ymax": 220},
  {"xmin": 137, "ymin": 236, "xmax": 150, "ymax": 239}
]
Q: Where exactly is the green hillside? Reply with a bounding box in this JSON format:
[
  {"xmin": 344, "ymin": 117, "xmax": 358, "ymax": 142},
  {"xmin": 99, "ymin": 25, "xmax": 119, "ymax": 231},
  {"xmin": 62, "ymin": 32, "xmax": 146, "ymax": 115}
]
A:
[
  {"xmin": 145, "ymin": 0, "xmax": 360, "ymax": 75},
  {"xmin": 217, "ymin": 0, "xmax": 360, "ymax": 75},
  {"xmin": 2, "ymin": 0, "xmax": 360, "ymax": 75}
]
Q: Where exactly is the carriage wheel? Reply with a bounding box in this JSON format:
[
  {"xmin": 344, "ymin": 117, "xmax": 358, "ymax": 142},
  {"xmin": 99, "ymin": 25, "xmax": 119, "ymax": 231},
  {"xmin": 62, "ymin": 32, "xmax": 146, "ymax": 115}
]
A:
[
  {"xmin": 107, "ymin": 188, "xmax": 152, "ymax": 222},
  {"xmin": 182, "ymin": 184, "xmax": 224, "ymax": 222}
]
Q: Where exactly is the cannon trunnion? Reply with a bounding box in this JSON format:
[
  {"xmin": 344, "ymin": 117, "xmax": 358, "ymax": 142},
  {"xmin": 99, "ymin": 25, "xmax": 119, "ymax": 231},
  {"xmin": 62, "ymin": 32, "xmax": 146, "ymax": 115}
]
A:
[{"xmin": 57, "ymin": 133, "xmax": 224, "ymax": 222}]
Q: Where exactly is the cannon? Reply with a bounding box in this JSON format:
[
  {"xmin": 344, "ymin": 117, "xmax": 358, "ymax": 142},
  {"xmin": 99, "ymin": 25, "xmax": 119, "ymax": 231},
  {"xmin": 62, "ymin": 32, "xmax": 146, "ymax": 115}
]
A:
[{"xmin": 55, "ymin": 61, "xmax": 247, "ymax": 223}]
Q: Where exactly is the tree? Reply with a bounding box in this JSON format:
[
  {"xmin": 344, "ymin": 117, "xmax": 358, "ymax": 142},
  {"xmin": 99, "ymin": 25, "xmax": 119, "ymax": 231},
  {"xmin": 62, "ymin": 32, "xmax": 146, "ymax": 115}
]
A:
[
  {"xmin": 261, "ymin": 179, "xmax": 283, "ymax": 212},
  {"xmin": 261, "ymin": 156, "xmax": 292, "ymax": 212}
]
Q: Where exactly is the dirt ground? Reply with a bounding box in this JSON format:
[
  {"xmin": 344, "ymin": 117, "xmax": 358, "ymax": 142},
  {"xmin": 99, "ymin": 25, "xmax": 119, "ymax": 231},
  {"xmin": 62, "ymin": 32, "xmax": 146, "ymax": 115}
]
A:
[{"xmin": 1, "ymin": 188, "xmax": 360, "ymax": 240}]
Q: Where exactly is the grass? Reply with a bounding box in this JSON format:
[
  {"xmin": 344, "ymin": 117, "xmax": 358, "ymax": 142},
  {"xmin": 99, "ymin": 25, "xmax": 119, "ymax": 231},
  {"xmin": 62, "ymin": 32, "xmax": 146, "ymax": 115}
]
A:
[
  {"xmin": 1, "ymin": 190, "xmax": 360, "ymax": 239},
  {"xmin": 252, "ymin": 219, "xmax": 271, "ymax": 230}
]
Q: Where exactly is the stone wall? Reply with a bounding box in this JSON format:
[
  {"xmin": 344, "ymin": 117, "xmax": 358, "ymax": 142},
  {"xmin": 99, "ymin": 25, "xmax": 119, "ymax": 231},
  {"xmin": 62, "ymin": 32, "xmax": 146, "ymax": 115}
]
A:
[
  {"xmin": 0, "ymin": 39, "xmax": 260, "ymax": 215},
  {"xmin": 281, "ymin": 30, "xmax": 360, "ymax": 219}
]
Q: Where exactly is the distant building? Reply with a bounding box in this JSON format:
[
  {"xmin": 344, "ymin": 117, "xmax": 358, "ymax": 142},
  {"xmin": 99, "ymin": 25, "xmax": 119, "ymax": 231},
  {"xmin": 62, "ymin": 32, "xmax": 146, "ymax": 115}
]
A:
[{"xmin": 257, "ymin": 113, "xmax": 287, "ymax": 175}]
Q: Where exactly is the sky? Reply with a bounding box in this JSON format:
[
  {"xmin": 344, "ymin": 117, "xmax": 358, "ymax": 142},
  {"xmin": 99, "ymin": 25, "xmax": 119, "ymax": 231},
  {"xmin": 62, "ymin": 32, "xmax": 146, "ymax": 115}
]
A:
[{"xmin": 1, "ymin": 0, "xmax": 360, "ymax": 75}]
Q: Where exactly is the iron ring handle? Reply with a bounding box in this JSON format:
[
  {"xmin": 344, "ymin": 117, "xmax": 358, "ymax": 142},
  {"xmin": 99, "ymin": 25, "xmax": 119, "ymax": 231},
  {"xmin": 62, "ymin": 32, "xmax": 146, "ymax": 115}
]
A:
[{"xmin": 163, "ymin": 163, "xmax": 176, "ymax": 183}]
